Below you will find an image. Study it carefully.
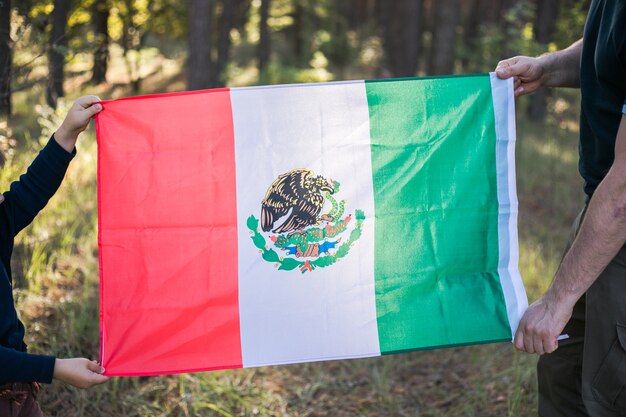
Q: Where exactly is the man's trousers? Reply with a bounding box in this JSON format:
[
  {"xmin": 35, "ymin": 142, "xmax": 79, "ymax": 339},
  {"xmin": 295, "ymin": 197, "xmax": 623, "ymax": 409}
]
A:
[{"xmin": 538, "ymin": 206, "xmax": 626, "ymax": 416}]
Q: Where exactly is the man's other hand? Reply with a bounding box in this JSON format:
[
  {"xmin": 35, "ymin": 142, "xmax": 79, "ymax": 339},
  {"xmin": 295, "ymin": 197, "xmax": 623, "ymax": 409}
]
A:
[{"xmin": 514, "ymin": 296, "xmax": 573, "ymax": 355}]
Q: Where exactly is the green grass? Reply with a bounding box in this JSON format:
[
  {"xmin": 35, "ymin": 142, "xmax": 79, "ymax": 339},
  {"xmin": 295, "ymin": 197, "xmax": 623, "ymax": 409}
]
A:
[{"xmin": 3, "ymin": 52, "xmax": 584, "ymax": 415}]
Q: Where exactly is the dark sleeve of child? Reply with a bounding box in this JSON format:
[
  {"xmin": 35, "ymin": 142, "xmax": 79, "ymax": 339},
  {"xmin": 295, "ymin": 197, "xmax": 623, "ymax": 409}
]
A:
[{"xmin": 0, "ymin": 136, "xmax": 76, "ymax": 385}]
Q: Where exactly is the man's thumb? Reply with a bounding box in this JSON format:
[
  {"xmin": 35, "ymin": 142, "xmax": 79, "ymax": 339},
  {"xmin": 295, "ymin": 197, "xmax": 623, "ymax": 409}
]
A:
[{"xmin": 495, "ymin": 58, "xmax": 519, "ymax": 79}]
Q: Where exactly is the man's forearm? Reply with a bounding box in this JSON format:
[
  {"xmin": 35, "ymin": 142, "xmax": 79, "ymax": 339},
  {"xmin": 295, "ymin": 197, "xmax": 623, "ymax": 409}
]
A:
[
  {"xmin": 539, "ymin": 39, "xmax": 582, "ymax": 89},
  {"xmin": 545, "ymin": 115, "xmax": 626, "ymax": 309},
  {"xmin": 546, "ymin": 178, "xmax": 626, "ymax": 309}
]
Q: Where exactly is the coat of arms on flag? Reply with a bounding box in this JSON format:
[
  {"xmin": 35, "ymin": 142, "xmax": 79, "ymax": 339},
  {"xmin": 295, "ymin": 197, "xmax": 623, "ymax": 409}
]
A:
[
  {"xmin": 248, "ymin": 169, "xmax": 364, "ymax": 273},
  {"xmin": 96, "ymin": 73, "xmax": 527, "ymax": 377}
]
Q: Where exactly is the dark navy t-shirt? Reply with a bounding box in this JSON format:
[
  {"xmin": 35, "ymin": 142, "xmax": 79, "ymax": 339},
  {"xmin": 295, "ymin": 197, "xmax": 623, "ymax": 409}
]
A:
[{"xmin": 579, "ymin": 0, "xmax": 626, "ymax": 197}]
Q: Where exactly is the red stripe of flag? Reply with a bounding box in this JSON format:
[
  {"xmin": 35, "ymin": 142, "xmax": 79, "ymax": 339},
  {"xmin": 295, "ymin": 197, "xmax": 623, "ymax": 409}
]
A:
[{"xmin": 96, "ymin": 89, "xmax": 242, "ymax": 375}]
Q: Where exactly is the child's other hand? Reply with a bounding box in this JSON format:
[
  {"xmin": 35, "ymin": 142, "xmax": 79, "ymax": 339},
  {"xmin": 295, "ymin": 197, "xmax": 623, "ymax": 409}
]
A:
[
  {"xmin": 53, "ymin": 358, "xmax": 110, "ymax": 389},
  {"xmin": 54, "ymin": 95, "xmax": 103, "ymax": 153}
]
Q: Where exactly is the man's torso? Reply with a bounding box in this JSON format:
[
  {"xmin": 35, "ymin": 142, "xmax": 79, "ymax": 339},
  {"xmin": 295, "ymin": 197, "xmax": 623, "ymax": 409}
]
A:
[{"xmin": 579, "ymin": 0, "xmax": 626, "ymax": 196}]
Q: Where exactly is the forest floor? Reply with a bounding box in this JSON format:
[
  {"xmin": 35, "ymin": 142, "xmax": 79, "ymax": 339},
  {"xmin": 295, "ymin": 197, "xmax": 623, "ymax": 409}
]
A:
[{"xmin": 4, "ymin": 51, "xmax": 583, "ymax": 416}]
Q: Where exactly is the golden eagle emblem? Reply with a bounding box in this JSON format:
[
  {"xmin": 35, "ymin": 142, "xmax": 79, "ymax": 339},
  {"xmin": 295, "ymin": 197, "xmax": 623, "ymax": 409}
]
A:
[
  {"xmin": 247, "ymin": 169, "xmax": 365, "ymax": 274},
  {"xmin": 261, "ymin": 169, "xmax": 335, "ymax": 234}
]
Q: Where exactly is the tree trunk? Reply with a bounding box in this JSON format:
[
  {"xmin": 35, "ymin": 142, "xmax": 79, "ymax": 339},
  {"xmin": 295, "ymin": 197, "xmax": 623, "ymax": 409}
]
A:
[
  {"xmin": 499, "ymin": 0, "xmax": 517, "ymax": 59},
  {"xmin": 381, "ymin": 0, "xmax": 423, "ymax": 77},
  {"xmin": 47, "ymin": 0, "xmax": 69, "ymax": 108},
  {"xmin": 121, "ymin": 0, "xmax": 144, "ymax": 93},
  {"xmin": 462, "ymin": 0, "xmax": 501, "ymax": 70},
  {"xmin": 292, "ymin": 0, "xmax": 305, "ymax": 66},
  {"xmin": 347, "ymin": 0, "xmax": 374, "ymax": 28},
  {"xmin": 234, "ymin": 0, "xmax": 252, "ymax": 31},
  {"xmin": 461, "ymin": 0, "xmax": 480, "ymax": 70},
  {"xmin": 91, "ymin": 0, "xmax": 110, "ymax": 84},
  {"xmin": 320, "ymin": 3, "xmax": 351, "ymax": 77},
  {"xmin": 462, "ymin": 0, "xmax": 518, "ymax": 67},
  {"xmin": 428, "ymin": 0, "xmax": 460, "ymax": 75},
  {"xmin": 0, "ymin": 0, "xmax": 11, "ymax": 117},
  {"xmin": 290, "ymin": 0, "xmax": 316, "ymax": 68},
  {"xmin": 188, "ymin": 0, "xmax": 214, "ymax": 90},
  {"xmin": 214, "ymin": 0, "xmax": 235, "ymax": 87},
  {"xmin": 528, "ymin": 0, "xmax": 560, "ymax": 122},
  {"xmin": 258, "ymin": 0, "xmax": 271, "ymax": 80}
]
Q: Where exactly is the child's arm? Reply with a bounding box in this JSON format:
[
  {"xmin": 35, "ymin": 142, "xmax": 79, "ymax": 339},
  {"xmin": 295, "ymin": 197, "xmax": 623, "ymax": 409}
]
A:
[
  {"xmin": 0, "ymin": 346, "xmax": 56, "ymax": 385},
  {"xmin": 0, "ymin": 97, "xmax": 107, "ymax": 389},
  {"xmin": 49, "ymin": 97, "xmax": 109, "ymax": 388},
  {"xmin": 0, "ymin": 347, "xmax": 109, "ymax": 388},
  {"xmin": 2, "ymin": 96, "xmax": 102, "ymax": 236}
]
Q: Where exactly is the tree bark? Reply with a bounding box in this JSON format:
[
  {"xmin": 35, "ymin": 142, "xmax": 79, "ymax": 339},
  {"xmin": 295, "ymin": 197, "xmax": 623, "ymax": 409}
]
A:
[
  {"xmin": 381, "ymin": 0, "xmax": 423, "ymax": 77},
  {"xmin": 258, "ymin": 0, "xmax": 271, "ymax": 80},
  {"xmin": 47, "ymin": 0, "xmax": 69, "ymax": 108},
  {"xmin": 214, "ymin": 0, "xmax": 235, "ymax": 87},
  {"xmin": 188, "ymin": 0, "xmax": 214, "ymax": 90},
  {"xmin": 91, "ymin": 0, "xmax": 110, "ymax": 84},
  {"xmin": 428, "ymin": 0, "xmax": 460, "ymax": 75},
  {"xmin": 0, "ymin": 0, "xmax": 11, "ymax": 116}
]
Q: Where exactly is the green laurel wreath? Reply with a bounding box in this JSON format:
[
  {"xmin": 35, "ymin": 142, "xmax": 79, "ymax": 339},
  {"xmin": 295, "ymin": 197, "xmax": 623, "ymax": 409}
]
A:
[
  {"xmin": 273, "ymin": 217, "xmax": 350, "ymax": 251},
  {"xmin": 246, "ymin": 209, "xmax": 365, "ymax": 274}
]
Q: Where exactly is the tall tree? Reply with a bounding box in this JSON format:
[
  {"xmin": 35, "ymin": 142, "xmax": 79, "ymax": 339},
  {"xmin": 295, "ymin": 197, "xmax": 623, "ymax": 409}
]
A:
[
  {"xmin": 289, "ymin": 0, "xmax": 317, "ymax": 68},
  {"xmin": 258, "ymin": 0, "xmax": 271, "ymax": 80},
  {"xmin": 462, "ymin": 0, "xmax": 502, "ymax": 71},
  {"xmin": 529, "ymin": 0, "xmax": 560, "ymax": 121},
  {"xmin": 188, "ymin": 0, "xmax": 214, "ymax": 90},
  {"xmin": 380, "ymin": 0, "xmax": 423, "ymax": 77},
  {"xmin": 0, "ymin": 0, "xmax": 11, "ymax": 116},
  {"xmin": 92, "ymin": 0, "xmax": 110, "ymax": 84},
  {"xmin": 47, "ymin": 0, "xmax": 69, "ymax": 108},
  {"xmin": 534, "ymin": 0, "xmax": 560, "ymax": 50},
  {"xmin": 233, "ymin": 0, "xmax": 252, "ymax": 31},
  {"xmin": 214, "ymin": 0, "xmax": 235, "ymax": 87},
  {"xmin": 291, "ymin": 0, "xmax": 305, "ymax": 67},
  {"xmin": 428, "ymin": 0, "xmax": 460, "ymax": 75},
  {"xmin": 347, "ymin": 0, "xmax": 375, "ymax": 29},
  {"xmin": 121, "ymin": 0, "xmax": 142, "ymax": 93},
  {"xmin": 499, "ymin": 0, "xmax": 518, "ymax": 59}
]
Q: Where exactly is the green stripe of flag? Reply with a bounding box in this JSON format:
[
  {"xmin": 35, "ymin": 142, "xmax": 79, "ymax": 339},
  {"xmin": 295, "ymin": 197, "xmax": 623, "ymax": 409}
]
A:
[{"xmin": 365, "ymin": 75, "xmax": 512, "ymax": 353}]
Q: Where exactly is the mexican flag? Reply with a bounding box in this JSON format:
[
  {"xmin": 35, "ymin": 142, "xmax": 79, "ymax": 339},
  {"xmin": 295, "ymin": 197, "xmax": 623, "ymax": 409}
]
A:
[{"xmin": 96, "ymin": 73, "xmax": 526, "ymax": 377}]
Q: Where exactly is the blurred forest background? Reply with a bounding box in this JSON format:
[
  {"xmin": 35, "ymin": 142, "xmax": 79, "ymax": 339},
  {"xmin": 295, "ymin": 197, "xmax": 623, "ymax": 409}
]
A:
[{"xmin": 0, "ymin": 0, "xmax": 590, "ymax": 416}]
